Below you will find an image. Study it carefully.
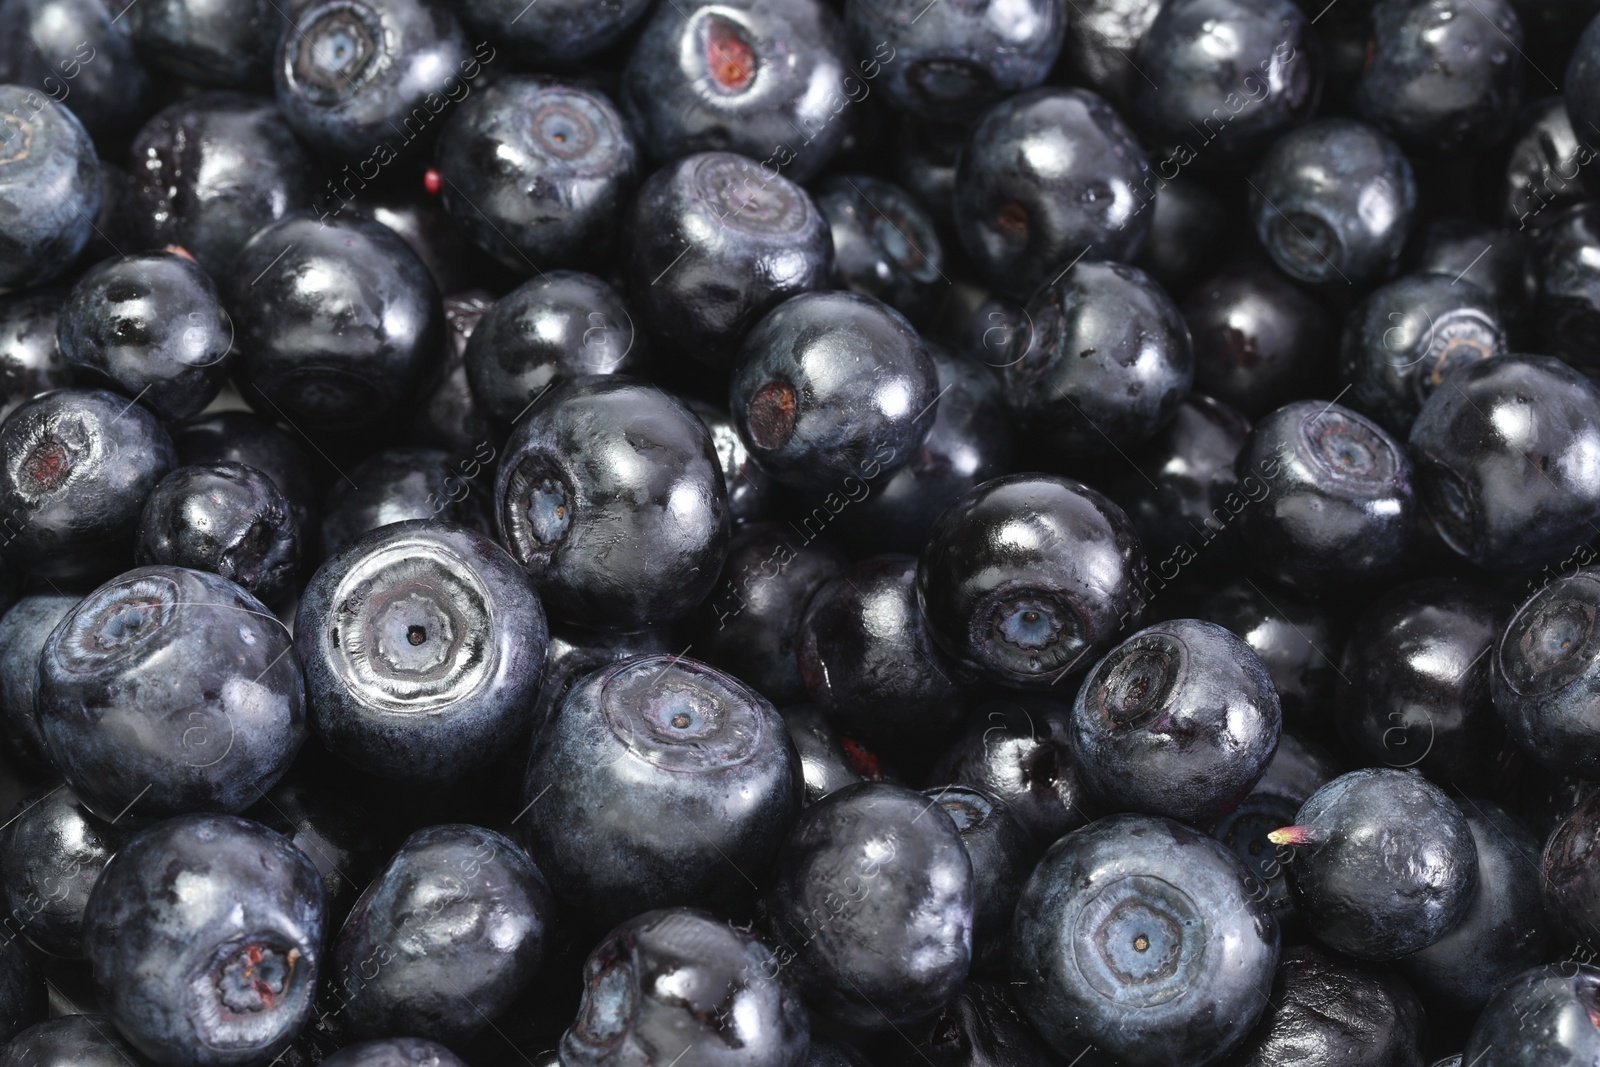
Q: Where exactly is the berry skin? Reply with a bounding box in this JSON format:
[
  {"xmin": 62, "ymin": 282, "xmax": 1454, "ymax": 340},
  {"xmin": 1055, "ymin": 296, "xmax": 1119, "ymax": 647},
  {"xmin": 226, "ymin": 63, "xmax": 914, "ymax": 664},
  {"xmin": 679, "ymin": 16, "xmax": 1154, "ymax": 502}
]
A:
[
  {"xmin": 954, "ymin": 89, "xmax": 1153, "ymax": 299},
  {"xmin": 917, "ymin": 474, "xmax": 1147, "ymax": 689},
  {"xmin": 1071, "ymin": 617, "xmax": 1282, "ymax": 825},
  {"xmin": 1273, "ymin": 768, "xmax": 1478, "ymax": 960},
  {"xmin": 1012, "ymin": 813, "xmax": 1279, "ymax": 1066},
  {"xmin": 81, "ymin": 814, "xmax": 326, "ymax": 1067},
  {"xmin": 0, "ymin": 85, "xmax": 102, "ymax": 292},
  {"xmin": 0, "ymin": 388, "xmax": 176, "ymax": 583},
  {"xmin": 434, "ymin": 78, "xmax": 639, "ymax": 275},
  {"xmin": 325, "ymin": 825, "xmax": 551, "ymax": 1048},
  {"xmin": 58, "ymin": 250, "xmax": 233, "ymax": 422},
  {"xmin": 493, "ymin": 377, "xmax": 730, "ymax": 631},
  {"xmin": 37, "ymin": 566, "xmax": 306, "ymax": 825},
  {"xmin": 296, "ymin": 520, "xmax": 547, "ymax": 784},
  {"xmin": 764, "ymin": 781, "xmax": 974, "ymax": 1030},
  {"xmin": 729, "ymin": 291, "xmax": 938, "ymax": 492}
]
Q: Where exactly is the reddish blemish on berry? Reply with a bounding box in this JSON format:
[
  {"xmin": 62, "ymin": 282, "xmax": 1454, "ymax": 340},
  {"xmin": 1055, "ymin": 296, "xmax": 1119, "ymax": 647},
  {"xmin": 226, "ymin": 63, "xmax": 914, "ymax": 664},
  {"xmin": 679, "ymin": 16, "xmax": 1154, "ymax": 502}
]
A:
[
  {"xmin": 705, "ymin": 17, "xmax": 756, "ymax": 91},
  {"xmin": 244, "ymin": 945, "xmax": 276, "ymax": 1007},
  {"xmin": 997, "ymin": 201, "xmax": 1028, "ymax": 236},
  {"xmin": 23, "ymin": 439, "xmax": 71, "ymax": 491},
  {"xmin": 841, "ymin": 737, "xmax": 883, "ymax": 780},
  {"xmin": 747, "ymin": 381, "xmax": 797, "ymax": 450},
  {"xmin": 218, "ymin": 942, "xmax": 298, "ymax": 1014},
  {"xmin": 423, "ymin": 169, "xmax": 443, "ymax": 196},
  {"xmin": 164, "ymin": 245, "xmax": 196, "ymax": 262}
]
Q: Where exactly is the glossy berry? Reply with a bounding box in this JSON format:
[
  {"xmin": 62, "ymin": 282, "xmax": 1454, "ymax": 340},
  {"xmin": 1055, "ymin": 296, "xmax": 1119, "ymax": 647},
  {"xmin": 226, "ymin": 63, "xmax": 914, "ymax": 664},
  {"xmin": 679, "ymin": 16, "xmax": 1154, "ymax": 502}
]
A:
[
  {"xmin": 244, "ymin": 778, "xmax": 385, "ymax": 932},
  {"xmin": 127, "ymin": 93, "xmax": 313, "ymax": 275},
  {"xmin": 171, "ymin": 412, "xmax": 318, "ymax": 550},
  {"xmin": 125, "ymin": 0, "xmax": 274, "ymax": 86},
  {"xmin": 688, "ymin": 398, "xmax": 776, "ymax": 527},
  {"xmin": 624, "ymin": 152, "xmax": 833, "ymax": 370},
  {"xmin": 688, "ymin": 522, "xmax": 847, "ymax": 706},
  {"xmin": 1337, "ymin": 579, "xmax": 1516, "ymax": 791},
  {"xmin": 1103, "ymin": 394, "xmax": 1252, "ymax": 569},
  {"xmin": 783, "ymin": 705, "xmax": 874, "ymax": 807},
  {"xmin": 523, "ymin": 655, "xmax": 798, "ymax": 930},
  {"xmin": 1248, "ymin": 119, "xmax": 1416, "ymax": 285},
  {"xmin": 918, "ymin": 474, "xmax": 1147, "ymax": 688},
  {"xmin": 815, "ymin": 175, "xmax": 946, "ymax": 328},
  {"xmin": 0, "ymin": 388, "xmax": 175, "ymax": 583},
  {"xmin": 890, "ymin": 117, "xmax": 964, "ymax": 228},
  {"xmin": 999, "ymin": 259, "xmax": 1193, "ymax": 457},
  {"xmin": 1408, "ymin": 353, "xmax": 1600, "ymax": 569},
  {"xmin": 953, "ymin": 88, "xmax": 1152, "ymax": 299},
  {"xmin": 1199, "ymin": 579, "xmax": 1343, "ymax": 739},
  {"xmin": 320, "ymin": 1039, "xmax": 467, "ymax": 1067},
  {"xmin": 1181, "ymin": 262, "xmax": 1331, "ymax": 419},
  {"xmin": 0, "ymin": 1016, "xmax": 147, "ymax": 1067},
  {"xmin": 1226, "ymin": 946, "xmax": 1426, "ymax": 1067},
  {"xmin": 37, "ymin": 566, "xmax": 306, "ymax": 824},
  {"xmin": 81, "ymin": 813, "xmax": 326, "ymax": 1067},
  {"xmin": 1357, "ymin": 0, "xmax": 1523, "ymax": 157},
  {"xmin": 273, "ymin": 0, "xmax": 471, "ymax": 160},
  {"xmin": 0, "ymin": 594, "xmax": 75, "ymax": 772},
  {"xmin": 1542, "ymin": 787, "xmax": 1600, "ymax": 946},
  {"xmin": 0, "ymin": 0, "xmax": 150, "ymax": 144},
  {"xmin": 457, "ymin": 0, "xmax": 649, "ymax": 63},
  {"xmin": 1531, "ymin": 203, "xmax": 1600, "ymax": 378},
  {"xmin": 57, "ymin": 250, "xmax": 232, "ymax": 422},
  {"xmin": 1134, "ymin": 0, "xmax": 1319, "ymax": 170},
  {"xmin": 927, "ymin": 788, "xmax": 1037, "ymax": 977},
  {"xmin": 1134, "ymin": 175, "xmax": 1231, "ymax": 294},
  {"xmin": 843, "ymin": 0, "xmax": 1066, "ymax": 122},
  {"xmin": 928, "ymin": 697, "xmax": 1095, "ymax": 845},
  {"xmin": 1209, "ymin": 733, "xmax": 1339, "ymax": 927},
  {"xmin": 0, "ymin": 784, "xmax": 125, "ymax": 957},
  {"xmin": 1462, "ymin": 965, "xmax": 1600, "ymax": 1067},
  {"xmin": 527, "ymin": 624, "xmax": 672, "ymax": 737},
  {"xmin": 296, "ymin": 520, "xmax": 547, "ymax": 783},
  {"xmin": 1273, "ymin": 768, "xmax": 1478, "ymax": 959},
  {"xmin": 1233, "ymin": 400, "xmax": 1416, "ymax": 592},
  {"xmin": 463, "ymin": 272, "xmax": 641, "ymax": 430},
  {"xmin": 1399, "ymin": 800, "xmax": 1549, "ymax": 1012},
  {"xmin": 136, "ymin": 463, "xmax": 300, "ymax": 604},
  {"xmin": 319, "ymin": 447, "xmax": 488, "ymax": 561},
  {"xmin": 1062, "ymin": 0, "xmax": 1163, "ymax": 106},
  {"xmin": 0, "ymin": 85, "xmax": 102, "ymax": 292},
  {"xmin": 560, "ymin": 908, "xmax": 809, "ymax": 1067},
  {"xmin": 1338, "ymin": 273, "xmax": 1505, "ymax": 436},
  {"xmin": 1071, "ymin": 618, "xmax": 1281, "ymax": 825},
  {"xmin": 1501, "ymin": 99, "xmax": 1593, "ymax": 234},
  {"xmin": 0, "ymin": 290, "xmax": 69, "ymax": 421},
  {"xmin": 1413, "ymin": 217, "xmax": 1527, "ymax": 311},
  {"xmin": 225, "ymin": 215, "xmax": 443, "ymax": 436},
  {"xmin": 621, "ymin": 0, "xmax": 853, "ymax": 182},
  {"xmin": 765, "ymin": 781, "xmax": 973, "ymax": 1029},
  {"xmin": 494, "ymin": 377, "xmax": 729, "ymax": 631},
  {"xmin": 326, "ymin": 825, "xmax": 550, "ymax": 1047},
  {"xmin": 1012, "ymin": 813, "xmax": 1278, "ymax": 1066},
  {"xmin": 796, "ymin": 555, "xmax": 973, "ymax": 754},
  {"xmin": 1492, "ymin": 569, "xmax": 1600, "ymax": 777},
  {"xmin": 730, "ymin": 291, "xmax": 937, "ymax": 491},
  {"xmin": 409, "ymin": 289, "xmax": 493, "ymax": 456},
  {"xmin": 827, "ymin": 344, "xmax": 1016, "ymax": 557},
  {"xmin": 435, "ymin": 78, "xmax": 639, "ymax": 274}
]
